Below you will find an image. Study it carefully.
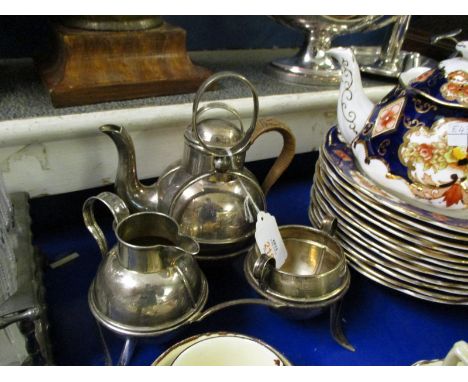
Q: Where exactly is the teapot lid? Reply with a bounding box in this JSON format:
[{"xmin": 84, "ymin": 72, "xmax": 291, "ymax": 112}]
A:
[
  {"xmin": 185, "ymin": 109, "xmax": 245, "ymax": 153},
  {"xmin": 408, "ymin": 40, "xmax": 468, "ymax": 109},
  {"xmin": 188, "ymin": 72, "xmax": 259, "ymax": 156}
]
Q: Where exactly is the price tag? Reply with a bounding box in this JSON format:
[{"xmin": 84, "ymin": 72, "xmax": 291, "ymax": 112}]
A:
[
  {"xmin": 255, "ymin": 212, "xmax": 288, "ymax": 269},
  {"xmin": 447, "ymin": 121, "xmax": 468, "ymax": 147}
]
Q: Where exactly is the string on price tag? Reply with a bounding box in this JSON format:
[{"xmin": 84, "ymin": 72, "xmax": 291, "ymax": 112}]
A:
[{"xmin": 225, "ymin": 150, "xmax": 288, "ymax": 269}]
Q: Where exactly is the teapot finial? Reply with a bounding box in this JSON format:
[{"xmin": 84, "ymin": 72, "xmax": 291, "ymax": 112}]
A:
[{"xmin": 326, "ymin": 47, "xmax": 375, "ymax": 144}]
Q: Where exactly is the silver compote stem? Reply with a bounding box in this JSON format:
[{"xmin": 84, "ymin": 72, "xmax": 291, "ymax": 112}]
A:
[{"xmin": 266, "ymin": 15, "xmax": 395, "ymax": 85}]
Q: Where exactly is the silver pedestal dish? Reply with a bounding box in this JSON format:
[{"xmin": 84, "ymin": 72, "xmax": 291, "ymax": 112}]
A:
[
  {"xmin": 267, "ymin": 15, "xmax": 393, "ymax": 84},
  {"xmin": 267, "ymin": 15, "xmax": 431, "ymax": 83}
]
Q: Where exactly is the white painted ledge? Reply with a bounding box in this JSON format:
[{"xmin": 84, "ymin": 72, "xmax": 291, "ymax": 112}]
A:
[{"xmin": 0, "ymin": 86, "xmax": 392, "ymax": 197}]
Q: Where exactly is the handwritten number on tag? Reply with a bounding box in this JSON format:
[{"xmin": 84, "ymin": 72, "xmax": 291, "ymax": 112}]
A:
[
  {"xmin": 255, "ymin": 212, "xmax": 288, "ymax": 269},
  {"xmin": 447, "ymin": 121, "xmax": 468, "ymax": 147}
]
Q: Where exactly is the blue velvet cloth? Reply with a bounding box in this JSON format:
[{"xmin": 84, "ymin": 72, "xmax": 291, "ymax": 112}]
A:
[{"xmin": 30, "ymin": 152, "xmax": 468, "ymax": 366}]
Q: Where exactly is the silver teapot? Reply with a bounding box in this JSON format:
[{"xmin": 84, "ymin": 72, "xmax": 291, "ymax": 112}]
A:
[
  {"xmin": 82, "ymin": 192, "xmax": 208, "ymax": 337},
  {"xmin": 101, "ymin": 72, "xmax": 296, "ymax": 259}
]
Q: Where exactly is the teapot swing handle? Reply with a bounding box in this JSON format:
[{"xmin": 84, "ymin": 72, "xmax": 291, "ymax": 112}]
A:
[
  {"xmin": 191, "ymin": 71, "xmax": 259, "ymax": 157},
  {"xmin": 82, "ymin": 191, "xmax": 130, "ymax": 256},
  {"xmin": 249, "ymin": 118, "xmax": 296, "ymax": 195},
  {"xmin": 191, "ymin": 71, "xmax": 296, "ymax": 194}
]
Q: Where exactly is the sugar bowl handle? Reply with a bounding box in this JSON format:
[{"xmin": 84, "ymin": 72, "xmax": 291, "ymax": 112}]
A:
[
  {"xmin": 249, "ymin": 117, "xmax": 296, "ymax": 195},
  {"xmin": 252, "ymin": 253, "xmax": 276, "ymax": 291},
  {"xmin": 82, "ymin": 192, "xmax": 130, "ymax": 256},
  {"xmin": 320, "ymin": 215, "xmax": 338, "ymax": 236}
]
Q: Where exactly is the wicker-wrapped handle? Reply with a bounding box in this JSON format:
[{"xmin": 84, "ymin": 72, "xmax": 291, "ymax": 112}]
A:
[{"xmin": 250, "ymin": 117, "xmax": 296, "ymax": 195}]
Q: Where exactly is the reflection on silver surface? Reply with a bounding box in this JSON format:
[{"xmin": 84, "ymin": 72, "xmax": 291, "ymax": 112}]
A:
[
  {"xmin": 102, "ymin": 72, "xmax": 295, "ymax": 260},
  {"xmin": 359, "ymin": 16, "xmax": 411, "ymax": 77},
  {"xmin": 351, "ymin": 46, "xmax": 437, "ymax": 74},
  {"xmin": 267, "ymin": 15, "xmax": 392, "ymax": 84},
  {"xmin": 246, "ymin": 224, "xmax": 348, "ymax": 303},
  {"xmin": 268, "ymin": 16, "xmax": 435, "ymax": 82},
  {"xmin": 171, "ymin": 172, "xmax": 263, "ymax": 244},
  {"xmin": 83, "ymin": 192, "xmax": 209, "ymax": 337}
]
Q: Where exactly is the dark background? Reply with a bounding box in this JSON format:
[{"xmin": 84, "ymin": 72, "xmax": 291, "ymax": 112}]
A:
[{"xmin": 3, "ymin": 15, "xmax": 467, "ymax": 59}]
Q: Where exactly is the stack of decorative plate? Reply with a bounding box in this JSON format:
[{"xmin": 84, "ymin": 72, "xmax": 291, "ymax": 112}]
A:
[{"xmin": 309, "ymin": 127, "xmax": 468, "ymax": 305}]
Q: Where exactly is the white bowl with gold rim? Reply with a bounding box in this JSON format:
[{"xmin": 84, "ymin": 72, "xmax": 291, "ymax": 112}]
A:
[{"xmin": 152, "ymin": 332, "xmax": 291, "ymax": 366}]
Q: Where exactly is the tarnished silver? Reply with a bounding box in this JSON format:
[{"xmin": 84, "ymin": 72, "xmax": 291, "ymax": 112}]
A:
[
  {"xmin": 102, "ymin": 71, "xmax": 295, "ymax": 260},
  {"xmin": 267, "ymin": 15, "xmax": 391, "ymax": 85},
  {"xmin": 84, "ymin": 197, "xmax": 354, "ymax": 363},
  {"xmin": 82, "ymin": 193, "xmax": 355, "ymax": 364},
  {"xmin": 268, "ymin": 16, "xmax": 424, "ymax": 82},
  {"xmin": 245, "ymin": 256, "xmax": 353, "ymax": 351},
  {"xmin": 191, "ymin": 72, "xmax": 258, "ymax": 157},
  {"xmin": 244, "ymin": 222, "xmax": 354, "ymax": 351},
  {"xmin": 246, "ymin": 225, "xmax": 348, "ymax": 302},
  {"xmin": 83, "ymin": 192, "xmax": 208, "ymax": 337}
]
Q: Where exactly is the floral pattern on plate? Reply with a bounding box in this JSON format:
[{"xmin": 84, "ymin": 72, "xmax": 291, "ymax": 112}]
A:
[
  {"xmin": 324, "ymin": 126, "xmax": 468, "ymax": 231},
  {"xmin": 440, "ymin": 70, "xmax": 468, "ymax": 107},
  {"xmin": 399, "ymin": 118, "xmax": 468, "ymax": 208}
]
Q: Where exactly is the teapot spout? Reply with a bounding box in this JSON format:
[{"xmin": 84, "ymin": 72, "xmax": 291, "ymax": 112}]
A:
[
  {"xmin": 100, "ymin": 124, "xmax": 158, "ymax": 212},
  {"xmin": 327, "ymin": 47, "xmax": 374, "ymax": 144}
]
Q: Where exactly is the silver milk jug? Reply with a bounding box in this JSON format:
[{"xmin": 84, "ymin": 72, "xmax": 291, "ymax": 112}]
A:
[{"xmin": 82, "ymin": 192, "xmax": 208, "ymax": 337}]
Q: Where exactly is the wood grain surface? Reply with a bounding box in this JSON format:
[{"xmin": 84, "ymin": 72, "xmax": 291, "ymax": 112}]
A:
[{"xmin": 38, "ymin": 22, "xmax": 212, "ymax": 107}]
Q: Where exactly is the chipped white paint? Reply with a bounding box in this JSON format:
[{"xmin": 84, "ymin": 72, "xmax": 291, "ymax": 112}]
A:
[{"xmin": 0, "ymin": 87, "xmax": 392, "ymax": 197}]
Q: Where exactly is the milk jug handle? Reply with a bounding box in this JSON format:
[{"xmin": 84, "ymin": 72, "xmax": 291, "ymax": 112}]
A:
[
  {"xmin": 82, "ymin": 192, "xmax": 130, "ymax": 257},
  {"xmin": 249, "ymin": 117, "xmax": 296, "ymax": 195}
]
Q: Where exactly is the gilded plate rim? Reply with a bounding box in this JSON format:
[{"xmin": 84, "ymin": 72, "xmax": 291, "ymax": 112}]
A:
[
  {"xmin": 318, "ymin": 161, "xmax": 468, "ymax": 251},
  {"xmin": 322, "ymin": 127, "xmax": 468, "ymax": 233},
  {"xmin": 313, "ymin": 172, "xmax": 468, "ymax": 263},
  {"xmin": 319, "ymin": 155, "xmax": 468, "ymax": 243},
  {"xmin": 309, "ymin": 207, "xmax": 468, "ymax": 305}
]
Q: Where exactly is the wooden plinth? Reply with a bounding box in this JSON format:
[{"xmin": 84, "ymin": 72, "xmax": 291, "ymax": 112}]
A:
[{"xmin": 38, "ymin": 23, "xmax": 212, "ymax": 107}]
